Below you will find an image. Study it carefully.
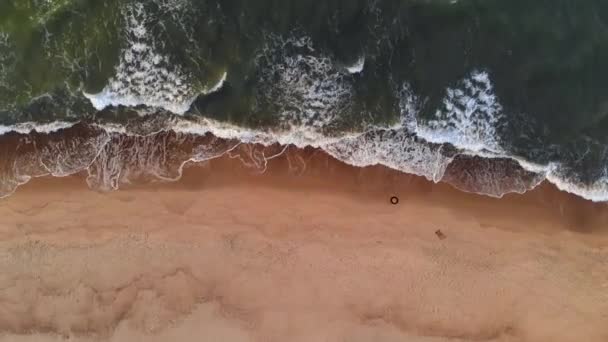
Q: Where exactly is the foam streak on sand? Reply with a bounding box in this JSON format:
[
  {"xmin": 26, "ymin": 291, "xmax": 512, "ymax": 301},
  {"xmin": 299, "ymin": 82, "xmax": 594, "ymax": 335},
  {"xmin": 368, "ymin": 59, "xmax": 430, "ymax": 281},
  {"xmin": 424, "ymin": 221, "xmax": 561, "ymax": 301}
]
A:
[{"xmin": 0, "ymin": 114, "xmax": 607, "ymax": 202}]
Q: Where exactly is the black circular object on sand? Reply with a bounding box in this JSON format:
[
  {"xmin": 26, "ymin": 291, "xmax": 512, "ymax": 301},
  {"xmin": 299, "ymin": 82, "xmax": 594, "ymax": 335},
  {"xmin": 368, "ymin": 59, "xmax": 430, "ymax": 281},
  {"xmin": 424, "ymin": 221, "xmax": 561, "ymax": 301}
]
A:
[{"xmin": 390, "ymin": 196, "xmax": 399, "ymax": 205}]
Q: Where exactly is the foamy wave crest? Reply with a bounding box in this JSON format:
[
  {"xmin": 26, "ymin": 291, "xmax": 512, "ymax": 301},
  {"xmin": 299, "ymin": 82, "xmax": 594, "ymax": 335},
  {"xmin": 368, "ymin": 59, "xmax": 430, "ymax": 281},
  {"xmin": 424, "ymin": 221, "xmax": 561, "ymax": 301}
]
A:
[
  {"xmin": 519, "ymin": 159, "xmax": 608, "ymax": 203},
  {"xmin": 414, "ymin": 71, "xmax": 504, "ymax": 153},
  {"xmin": 324, "ymin": 129, "xmax": 454, "ymax": 182},
  {"xmin": 547, "ymin": 173, "xmax": 608, "ymax": 203},
  {"xmin": 0, "ymin": 121, "xmax": 76, "ymax": 135},
  {"xmin": 83, "ymin": 2, "xmax": 225, "ymax": 115},
  {"xmin": 255, "ymin": 34, "xmax": 354, "ymax": 130},
  {"xmin": 346, "ymin": 56, "xmax": 365, "ymax": 74},
  {"xmin": 86, "ymin": 132, "xmax": 240, "ymax": 191}
]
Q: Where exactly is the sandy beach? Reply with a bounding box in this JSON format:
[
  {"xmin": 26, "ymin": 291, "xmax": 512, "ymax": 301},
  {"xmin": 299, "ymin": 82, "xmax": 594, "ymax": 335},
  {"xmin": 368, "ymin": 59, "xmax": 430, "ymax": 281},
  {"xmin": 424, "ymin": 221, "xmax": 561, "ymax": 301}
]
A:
[
  {"xmin": 3, "ymin": 1, "xmax": 608, "ymax": 340},
  {"xmin": 0, "ymin": 151, "xmax": 607, "ymax": 342}
]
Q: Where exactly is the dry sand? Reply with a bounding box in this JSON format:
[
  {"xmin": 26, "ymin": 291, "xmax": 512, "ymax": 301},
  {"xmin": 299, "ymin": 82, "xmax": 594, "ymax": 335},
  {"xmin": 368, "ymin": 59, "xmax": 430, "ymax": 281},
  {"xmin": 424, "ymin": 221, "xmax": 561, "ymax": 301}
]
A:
[{"xmin": 0, "ymin": 153, "xmax": 607, "ymax": 342}]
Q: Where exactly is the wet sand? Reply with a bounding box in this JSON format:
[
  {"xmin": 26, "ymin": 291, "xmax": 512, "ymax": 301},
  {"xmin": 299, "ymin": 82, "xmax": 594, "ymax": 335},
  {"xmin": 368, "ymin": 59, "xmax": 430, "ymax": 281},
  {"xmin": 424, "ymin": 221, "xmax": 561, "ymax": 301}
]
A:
[{"xmin": 0, "ymin": 152, "xmax": 607, "ymax": 342}]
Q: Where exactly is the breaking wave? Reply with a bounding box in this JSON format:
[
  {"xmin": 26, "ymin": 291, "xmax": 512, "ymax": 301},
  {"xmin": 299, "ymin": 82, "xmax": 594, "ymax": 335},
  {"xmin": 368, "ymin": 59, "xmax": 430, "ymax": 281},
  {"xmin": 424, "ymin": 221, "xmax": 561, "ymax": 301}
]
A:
[
  {"xmin": 83, "ymin": 3, "xmax": 227, "ymax": 114},
  {"xmin": 253, "ymin": 34, "xmax": 355, "ymax": 131}
]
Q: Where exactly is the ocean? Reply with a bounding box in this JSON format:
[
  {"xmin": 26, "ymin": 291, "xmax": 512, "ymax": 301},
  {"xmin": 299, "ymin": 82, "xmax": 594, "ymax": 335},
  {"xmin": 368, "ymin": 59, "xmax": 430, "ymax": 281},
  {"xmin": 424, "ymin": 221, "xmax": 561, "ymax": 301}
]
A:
[{"xmin": 1, "ymin": 0, "xmax": 608, "ymax": 201}]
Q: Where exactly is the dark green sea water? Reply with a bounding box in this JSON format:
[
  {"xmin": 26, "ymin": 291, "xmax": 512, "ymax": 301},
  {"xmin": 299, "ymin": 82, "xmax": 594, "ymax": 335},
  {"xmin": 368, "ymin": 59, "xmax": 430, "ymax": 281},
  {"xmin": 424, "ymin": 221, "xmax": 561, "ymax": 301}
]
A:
[{"xmin": 1, "ymin": 0, "xmax": 608, "ymax": 200}]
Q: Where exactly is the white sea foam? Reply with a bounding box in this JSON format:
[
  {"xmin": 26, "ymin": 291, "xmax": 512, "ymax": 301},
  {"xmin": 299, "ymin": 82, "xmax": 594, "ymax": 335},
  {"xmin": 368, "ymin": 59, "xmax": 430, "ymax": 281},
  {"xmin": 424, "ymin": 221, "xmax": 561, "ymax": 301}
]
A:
[
  {"xmin": 324, "ymin": 129, "xmax": 454, "ymax": 182},
  {"xmin": 546, "ymin": 172, "xmax": 608, "ymax": 203},
  {"xmin": 207, "ymin": 72, "xmax": 227, "ymax": 94},
  {"xmin": 0, "ymin": 124, "xmax": 113, "ymax": 199},
  {"xmin": 516, "ymin": 158, "xmax": 608, "ymax": 203},
  {"xmin": 0, "ymin": 121, "xmax": 133, "ymax": 136},
  {"xmin": 0, "ymin": 121, "xmax": 76, "ymax": 135},
  {"xmin": 83, "ymin": 3, "xmax": 226, "ymax": 115},
  {"xmin": 171, "ymin": 117, "xmax": 352, "ymax": 148},
  {"xmin": 255, "ymin": 34, "xmax": 353, "ymax": 130},
  {"xmin": 413, "ymin": 70, "xmax": 504, "ymax": 153},
  {"xmin": 346, "ymin": 56, "xmax": 365, "ymax": 74}
]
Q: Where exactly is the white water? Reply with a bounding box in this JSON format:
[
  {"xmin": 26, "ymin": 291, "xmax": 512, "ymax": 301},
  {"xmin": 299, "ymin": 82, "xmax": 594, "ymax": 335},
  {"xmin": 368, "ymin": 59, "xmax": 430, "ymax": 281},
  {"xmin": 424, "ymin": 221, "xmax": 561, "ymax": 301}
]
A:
[
  {"xmin": 413, "ymin": 71, "xmax": 504, "ymax": 154},
  {"xmin": 255, "ymin": 34, "xmax": 354, "ymax": 130},
  {"xmin": 0, "ymin": 121, "xmax": 75, "ymax": 135},
  {"xmin": 1, "ymin": 112, "xmax": 607, "ymax": 202},
  {"xmin": 346, "ymin": 56, "xmax": 365, "ymax": 74},
  {"xmin": 83, "ymin": 3, "xmax": 226, "ymax": 115},
  {"xmin": 3, "ymin": 52, "xmax": 608, "ymax": 202}
]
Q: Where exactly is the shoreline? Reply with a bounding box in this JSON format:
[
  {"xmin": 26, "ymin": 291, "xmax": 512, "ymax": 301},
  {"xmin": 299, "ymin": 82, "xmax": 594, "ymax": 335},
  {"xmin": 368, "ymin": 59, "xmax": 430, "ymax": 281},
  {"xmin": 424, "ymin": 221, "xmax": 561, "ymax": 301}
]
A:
[
  {"xmin": 0, "ymin": 121, "xmax": 607, "ymax": 203},
  {"xmin": 9, "ymin": 147, "xmax": 608, "ymax": 236}
]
